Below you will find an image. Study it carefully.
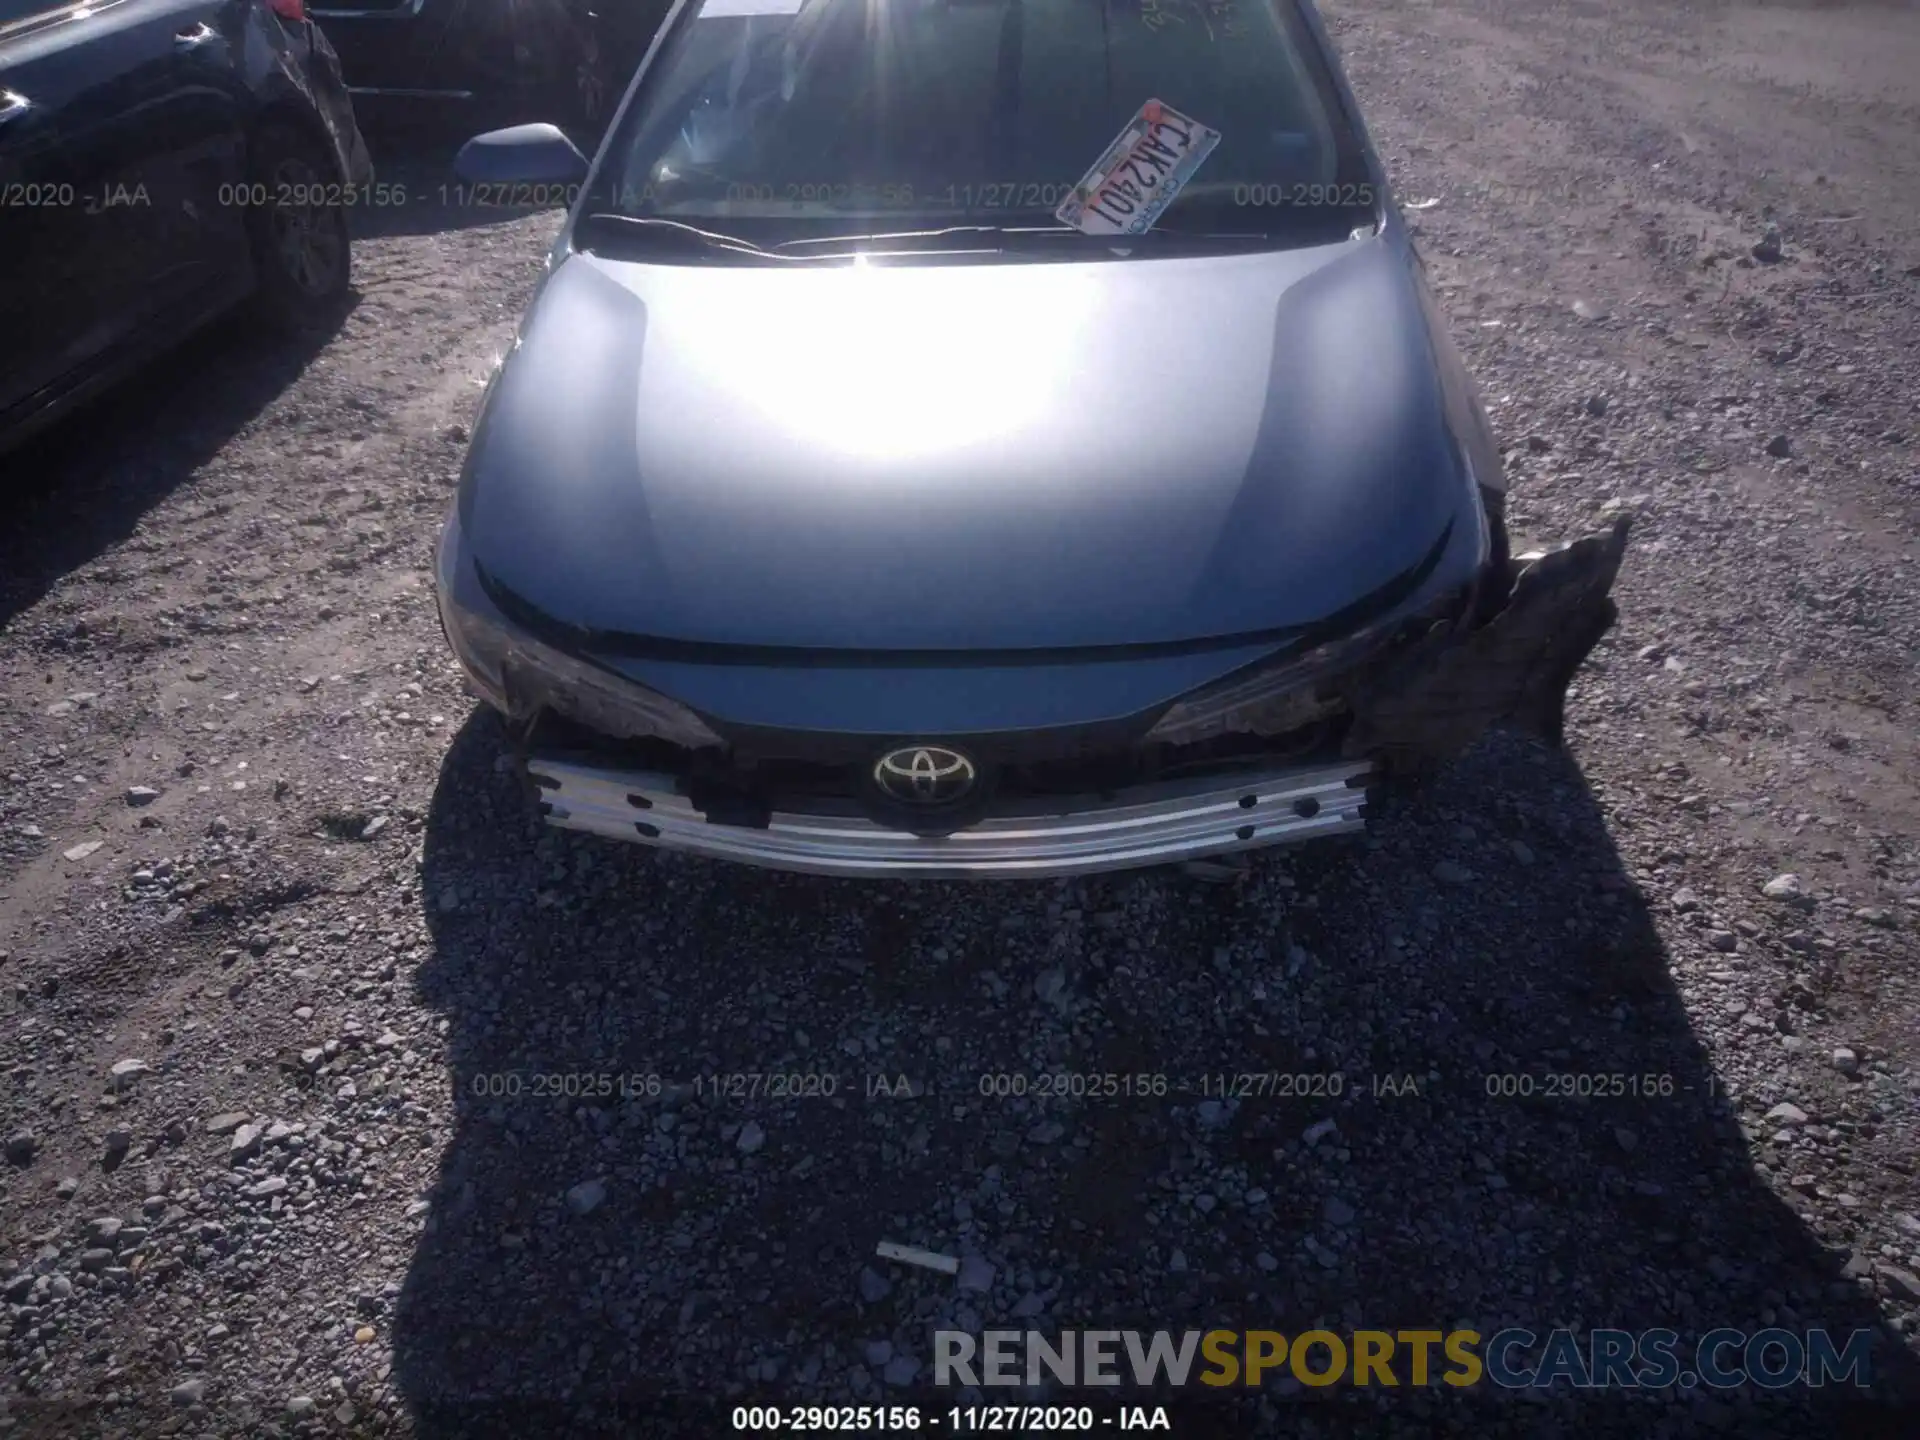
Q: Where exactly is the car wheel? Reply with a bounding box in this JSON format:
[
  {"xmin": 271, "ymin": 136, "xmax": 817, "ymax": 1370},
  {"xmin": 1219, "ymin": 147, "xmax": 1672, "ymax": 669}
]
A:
[{"xmin": 246, "ymin": 121, "xmax": 352, "ymax": 334}]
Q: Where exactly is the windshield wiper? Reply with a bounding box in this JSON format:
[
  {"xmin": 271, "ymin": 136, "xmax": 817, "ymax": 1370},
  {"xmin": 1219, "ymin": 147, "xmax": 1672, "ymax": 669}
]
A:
[
  {"xmin": 770, "ymin": 224, "xmax": 1281, "ymax": 255},
  {"xmin": 576, "ymin": 215, "xmax": 1286, "ymax": 263},
  {"xmin": 576, "ymin": 213, "xmax": 790, "ymax": 259}
]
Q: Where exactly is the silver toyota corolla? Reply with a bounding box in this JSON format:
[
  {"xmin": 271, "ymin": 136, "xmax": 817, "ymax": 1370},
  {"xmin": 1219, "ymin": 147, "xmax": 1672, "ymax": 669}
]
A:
[{"xmin": 433, "ymin": 0, "xmax": 1630, "ymax": 879}]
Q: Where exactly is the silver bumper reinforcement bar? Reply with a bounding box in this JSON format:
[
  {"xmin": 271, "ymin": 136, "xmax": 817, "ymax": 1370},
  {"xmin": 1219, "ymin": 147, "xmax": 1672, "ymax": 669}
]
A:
[{"xmin": 524, "ymin": 758, "xmax": 1375, "ymax": 879}]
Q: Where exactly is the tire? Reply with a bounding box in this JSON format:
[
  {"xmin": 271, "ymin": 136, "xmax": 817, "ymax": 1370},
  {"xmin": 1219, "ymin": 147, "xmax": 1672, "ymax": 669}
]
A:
[{"xmin": 245, "ymin": 120, "xmax": 352, "ymax": 334}]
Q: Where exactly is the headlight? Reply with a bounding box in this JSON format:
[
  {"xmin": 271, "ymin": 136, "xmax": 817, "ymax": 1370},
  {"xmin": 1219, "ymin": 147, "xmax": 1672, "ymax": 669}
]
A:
[
  {"xmin": 1142, "ymin": 587, "xmax": 1471, "ymax": 747},
  {"xmin": 437, "ymin": 586, "xmax": 725, "ymax": 750}
]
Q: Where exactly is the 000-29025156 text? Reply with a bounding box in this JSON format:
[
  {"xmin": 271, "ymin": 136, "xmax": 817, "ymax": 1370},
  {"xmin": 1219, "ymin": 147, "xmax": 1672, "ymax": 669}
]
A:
[
  {"xmin": 218, "ymin": 181, "xmax": 408, "ymax": 209},
  {"xmin": 467, "ymin": 1071, "xmax": 662, "ymax": 1100},
  {"xmin": 730, "ymin": 1405, "xmax": 1118, "ymax": 1431},
  {"xmin": 731, "ymin": 1405, "xmax": 923, "ymax": 1431},
  {"xmin": 464, "ymin": 1072, "xmax": 846, "ymax": 1100}
]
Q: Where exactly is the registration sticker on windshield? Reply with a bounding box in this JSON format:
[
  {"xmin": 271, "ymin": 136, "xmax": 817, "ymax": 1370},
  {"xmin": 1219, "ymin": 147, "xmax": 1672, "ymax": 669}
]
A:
[{"xmin": 1054, "ymin": 100, "xmax": 1221, "ymax": 237}]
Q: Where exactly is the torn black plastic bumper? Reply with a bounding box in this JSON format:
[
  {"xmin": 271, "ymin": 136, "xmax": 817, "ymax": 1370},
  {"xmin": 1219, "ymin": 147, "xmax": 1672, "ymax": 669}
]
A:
[{"xmin": 1343, "ymin": 515, "xmax": 1632, "ymax": 772}]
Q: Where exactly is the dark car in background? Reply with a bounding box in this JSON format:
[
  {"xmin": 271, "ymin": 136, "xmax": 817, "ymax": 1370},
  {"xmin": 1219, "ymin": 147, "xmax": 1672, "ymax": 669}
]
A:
[
  {"xmin": 431, "ymin": 0, "xmax": 1632, "ymax": 880},
  {"xmin": 0, "ymin": 0, "xmax": 373, "ymax": 454},
  {"xmin": 309, "ymin": 0, "xmax": 670, "ymax": 136}
]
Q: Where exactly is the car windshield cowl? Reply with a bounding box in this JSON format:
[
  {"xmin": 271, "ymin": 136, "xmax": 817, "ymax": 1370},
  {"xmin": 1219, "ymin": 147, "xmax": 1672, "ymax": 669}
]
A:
[
  {"xmin": 572, "ymin": 212, "xmax": 1370, "ymax": 263},
  {"xmin": 768, "ymin": 220, "xmax": 1359, "ymax": 254}
]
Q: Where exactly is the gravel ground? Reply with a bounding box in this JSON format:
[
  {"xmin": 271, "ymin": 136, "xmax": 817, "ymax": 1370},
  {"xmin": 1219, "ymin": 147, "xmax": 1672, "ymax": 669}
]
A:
[{"xmin": 2, "ymin": 0, "xmax": 1918, "ymax": 1436}]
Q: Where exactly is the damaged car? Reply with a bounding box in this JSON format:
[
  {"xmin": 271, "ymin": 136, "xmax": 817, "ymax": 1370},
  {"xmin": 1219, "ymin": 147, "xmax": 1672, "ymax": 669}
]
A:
[
  {"xmin": 1, "ymin": 0, "xmax": 373, "ymax": 453},
  {"xmin": 432, "ymin": 0, "xmax": 1631, "ymax": 879}
]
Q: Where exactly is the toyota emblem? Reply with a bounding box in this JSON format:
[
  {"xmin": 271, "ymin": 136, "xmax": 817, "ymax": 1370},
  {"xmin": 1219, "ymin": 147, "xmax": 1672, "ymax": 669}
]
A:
[{"xmin": 872, "ymin": 745, "xmax": 978, "ymax": 806}]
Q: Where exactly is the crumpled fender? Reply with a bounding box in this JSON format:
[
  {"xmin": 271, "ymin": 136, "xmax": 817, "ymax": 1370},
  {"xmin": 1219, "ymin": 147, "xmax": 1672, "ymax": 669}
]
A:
[
  {"xmin": 244, "ymin": 7, "xmax": 372, "ymax": 189},
  {"xmin": 1344, "ymin": 514, "xmax": 1632, "ymax": 772}
]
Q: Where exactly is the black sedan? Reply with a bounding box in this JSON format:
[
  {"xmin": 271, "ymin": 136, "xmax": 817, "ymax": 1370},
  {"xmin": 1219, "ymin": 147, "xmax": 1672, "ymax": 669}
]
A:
[
  {"xmin": 0, "ymin": 0, "xmax": 373, "ymax": 454},
  {"xmin": 309, "ymin": 0, "xmax": 672, "ymax": 135}
]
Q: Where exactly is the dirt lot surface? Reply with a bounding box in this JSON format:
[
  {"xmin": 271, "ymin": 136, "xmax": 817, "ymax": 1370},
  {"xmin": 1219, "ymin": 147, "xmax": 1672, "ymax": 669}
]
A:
[{"xmin": 3, "ymin": 0, "xmax": 1918, "ymax": 1435}]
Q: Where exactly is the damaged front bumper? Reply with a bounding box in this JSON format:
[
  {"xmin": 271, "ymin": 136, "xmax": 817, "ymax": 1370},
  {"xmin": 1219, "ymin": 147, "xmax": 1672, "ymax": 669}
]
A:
[
  {"xmin": 527, "ymin": 758, "xmax": 1374, "ymax": 880},
  {"xmin": 1343, "ymin": 514, "xmax": 1632, "ymax": 773},
  {"xmin": 505, "ymin": 518, "xmax": 1630, "ymax": 878}
]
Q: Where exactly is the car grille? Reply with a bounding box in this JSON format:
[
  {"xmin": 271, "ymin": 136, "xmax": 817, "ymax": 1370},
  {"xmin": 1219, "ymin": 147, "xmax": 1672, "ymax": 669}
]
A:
[
  {"xmin": 714, "ymin": 716, "xmax": 1151, "ymax": 768},
  {"xmin": 523, "ymin": 708, "xmax": 1349, "ymax": 808}
]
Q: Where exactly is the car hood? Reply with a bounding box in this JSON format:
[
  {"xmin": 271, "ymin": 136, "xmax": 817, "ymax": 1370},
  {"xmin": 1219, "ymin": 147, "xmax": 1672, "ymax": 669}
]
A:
[{"xmin": 459, "ymin": 234, "xmax": 1468, "ymax": 652}]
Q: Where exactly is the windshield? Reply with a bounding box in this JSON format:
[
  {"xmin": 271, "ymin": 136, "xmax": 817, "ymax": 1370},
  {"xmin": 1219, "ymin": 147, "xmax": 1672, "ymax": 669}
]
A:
[{"xmin": 581, "ymin": 0, "xmax": 1375, "ymax": 254}]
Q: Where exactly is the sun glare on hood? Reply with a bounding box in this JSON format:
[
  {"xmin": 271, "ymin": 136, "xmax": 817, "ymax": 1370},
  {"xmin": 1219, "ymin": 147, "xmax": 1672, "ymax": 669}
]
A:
[{"xmin": 641, "ymin": 260, "xmax": 1101, "ymax": 467}]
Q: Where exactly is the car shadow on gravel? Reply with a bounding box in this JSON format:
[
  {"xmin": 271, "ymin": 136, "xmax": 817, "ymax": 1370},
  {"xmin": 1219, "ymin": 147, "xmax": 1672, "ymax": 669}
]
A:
[
  {"xmin": 393, "ymin": 711, "xmax": 1919, "ymax": 1439},
  {"xmin": 0, "ymin": 315, "xmax": 352, "ymax": 632}
]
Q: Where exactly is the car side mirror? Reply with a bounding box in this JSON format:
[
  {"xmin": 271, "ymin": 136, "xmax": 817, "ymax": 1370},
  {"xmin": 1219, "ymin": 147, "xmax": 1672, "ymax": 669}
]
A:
[{"xmin": 453, "ymin": 124, "xmax": 590, "ymax": 187}]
